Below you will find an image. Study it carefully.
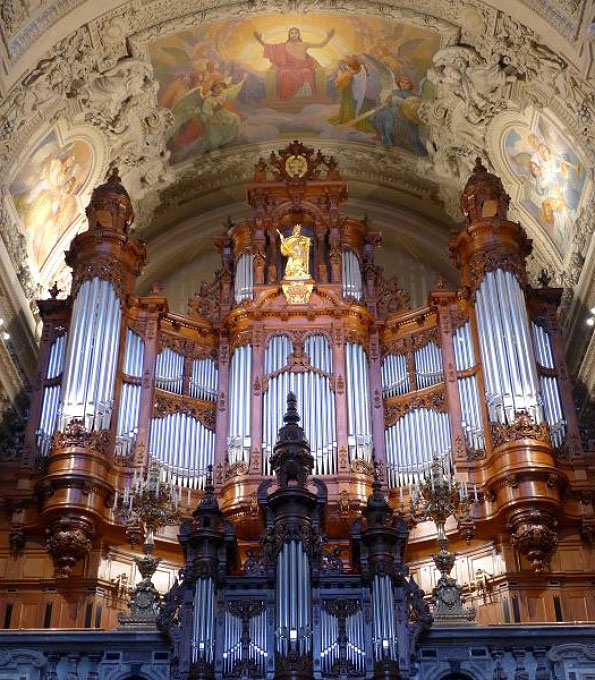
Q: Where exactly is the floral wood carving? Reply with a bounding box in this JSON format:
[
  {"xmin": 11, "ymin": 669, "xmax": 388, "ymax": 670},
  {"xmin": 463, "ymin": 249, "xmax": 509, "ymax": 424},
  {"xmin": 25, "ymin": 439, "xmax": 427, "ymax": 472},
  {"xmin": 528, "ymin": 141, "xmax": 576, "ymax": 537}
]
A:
[
  {"xmin": 384, "ymin": 387, "xmax": 446, "ymax": 427},
  {"xmin": 188, "ymin": 275, "xmax": 221, "ymax": 322},
  {"xmin": 52, "ymin": 419, "xmax": 110, "ymax": 454},
  {"xmin": 375, "ymin": 272, "xmax": 410, "ymax": 319},
  {"xmin": 46, "ymin": 514, "xmax": 94, "ymax": 578},
  {"xmin": 491, "ymin": 410, "xmax": 550, "ymax": 448},
  {"xmin": 508, "ymin": 508, "xmax": 557, "ymax": 573},
  {"xmin": 153, "ymin": 394, "xmax": 216, "ymax": 431}
]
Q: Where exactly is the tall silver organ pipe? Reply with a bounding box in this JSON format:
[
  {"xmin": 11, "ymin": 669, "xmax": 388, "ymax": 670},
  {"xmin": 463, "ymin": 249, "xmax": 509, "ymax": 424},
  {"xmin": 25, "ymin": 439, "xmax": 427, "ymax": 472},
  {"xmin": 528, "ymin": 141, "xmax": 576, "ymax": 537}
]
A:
[
  {"xmin": 149, "ymin": 413, "xmax": 214, "ymax": 489},
  {"xmin": 532, "ymin": 322, "xmax": 566, "ymax": 447},
  {"xmin": 475, "ymin": 269, "xmax": 542, "ymax": 425},
  {"xmin": 116, "ymin": 329, "xmax": 145, "ymax": 457},
  {"xmin": 320, "ymin": 603, "xmax": 365, "ymax": 675},
  {"xmin": 155, "ymin": 348, "xmax": 184, "ymax": 394},
  {"xmin": 262, "ymin": 334, "xmax": 337, "ymax": 476},
  {"xmin": 345, "ymin": 342, "xmax": 373, "ymax": 461},
  {"xmin": 234, "ymin": 252, "xmax": 254, "ymax": 303},
  {"xmin": 227, "ymin": 344, "xmax": 252, "ymax": 465},
  {"xmin": 59, "ymin": 277, "xmax": 121, "ymax": 431},
  {"xmin": 192, "ymin": 577, "xmax": 215, "ymax": 664},
  {"xmin": 385, "ymin": 408, "xmax": 452, "ymax": 488},
  {"xmin": 276, "ymin": 540, "xmax": 311, "ymax": 657},
  {"xmin": 189, "ymin": 357, "xmax": 218, "ymax": 401},
  {"xmin": 414, "ymin": 341, "xmax": 443, "ymax": 389},
  {"xmin": 342, "ymin": 249, "xmax": 363, "ymax": 301},
  {"xmin": 453, "ymin": 322, "xmax": 485, "ymax": 451},
  {"xmin": 381, "ymin": 353, "xmax": 409, "ymax": 397},
  {"xmin": 36, "ymin": 333, "xmax": 67, "ymax": 456},
  {"xmin": 372, "ymin": 574, "xmax": 397, "ymax": 661},
  {"xmin": 222, "ymin": 603, "xmax": 267, "ymax": 676}
]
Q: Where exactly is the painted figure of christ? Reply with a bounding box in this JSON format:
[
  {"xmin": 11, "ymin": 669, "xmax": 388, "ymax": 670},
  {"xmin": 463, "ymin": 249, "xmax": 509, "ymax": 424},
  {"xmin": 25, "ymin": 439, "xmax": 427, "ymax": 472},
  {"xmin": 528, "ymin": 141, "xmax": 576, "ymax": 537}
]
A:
[{"xmin": 254, "ymin": 26, "xmax": 335, "ymax": 100}]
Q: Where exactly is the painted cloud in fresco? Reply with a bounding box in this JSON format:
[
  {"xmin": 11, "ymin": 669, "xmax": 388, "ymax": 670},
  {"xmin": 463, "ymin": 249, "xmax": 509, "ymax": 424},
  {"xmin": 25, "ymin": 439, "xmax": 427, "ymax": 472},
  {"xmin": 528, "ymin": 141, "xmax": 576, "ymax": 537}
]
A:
[
  {"xmin": 504, "ymin": 114, "xmax": 586, "ymax": 258},
  {"xmin": 148, "ymin": 14, "xmax": 441, "ymax": 162},
  {"xmin": 9, "ymin": 130, "xmax": 93, "ymax": 273}
]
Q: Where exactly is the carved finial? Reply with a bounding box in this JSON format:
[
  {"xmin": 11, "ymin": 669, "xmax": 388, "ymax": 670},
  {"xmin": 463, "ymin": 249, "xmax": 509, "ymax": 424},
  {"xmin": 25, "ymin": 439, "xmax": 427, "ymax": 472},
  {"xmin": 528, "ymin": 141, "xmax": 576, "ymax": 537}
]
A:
[
  {"xmin": 434, "ymin": 272, "xmax": 446, "ymax": 290},
  {"xmin": 150, "ymin": 281, "xmax": 165, "ymax": 296},
  {"xmin": 270, "ymin": 392, "xmax": 313, "ymax": 488},
  {"xmin": 284, "ymin": 391, "xmax": 300, "ymax": 426},
  {"xmin": 473, "ymin": 157, "xmax": 487, "ymax": 174},
  {"xmin": 48, "ymin": 282, "xmax": 60, "ymax": 299},
  {"xmin": 107, "ymin": 166, "xmax": 122, "ymax": 184},
  {"xmin": 204, "ymin": 464, "xmax": 214, "ymax": 494}
]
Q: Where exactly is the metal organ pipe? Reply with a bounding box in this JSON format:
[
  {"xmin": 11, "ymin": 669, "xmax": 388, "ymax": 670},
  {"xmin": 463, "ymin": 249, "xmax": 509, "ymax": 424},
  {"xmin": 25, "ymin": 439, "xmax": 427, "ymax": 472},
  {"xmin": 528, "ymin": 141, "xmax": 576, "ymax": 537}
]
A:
[
  {"xmin": 262, "ymin": 335, "xmax": 337, "ymax": 475},
  {"xmin": 414, "ymin": 341, "xmax": 443, "ymax": 389},
  {"xmin": 189, "ymin": 358, "xmax": 218, "ymax": 401},
  {"xmin": 149, "ymin": 412, "xmax": 214, "ymax": 489},
  {"xmin": 192, "ymin": 577, "xmax": 215, "ymax": 663},
  {"xmin": 532, "ymin": 322, "xmax": 566, "ymax": 447},
  {"xmin": 453, "ymin": 322, "xmax": 485, "ymax": 451},
  {"xmin": 276, "ymin": 541, "xmax": 311, "ymax": 658},
  {"xmin": 345, "ymin": 342, "xmax": 372, "ymax": 461},
  {"xmin": 59, "ymin": 277, "xmax": 122, "ymax": 431},
  {"xmin": 234, "ymin": 253, "xmax": 255, "ymax": 303},
  {"xmin": 36, "ymin": 334, "xmax": 67, "ymax": 456},
  {"xmin": 155, "ymin": 348, "xmax": 184, "ymax": 394},
  {"xmin": 227, "ymin": 345, "xmax": 252, "ymax": 465},
  {"xmin": 381, "ymin": 353, "xmax": 409, "ymax": 397},
  {"xmin": 384, "ymin": 408, "xmax": 452, "ymax": 488},
  {"xmin": 342, "ymin": 249, "xmax": 363, "ymax": 301},
  {"xmin": 372, "ymin": 574, "xmax": 397, "ymax": 661},
  {"xmin": 116, "ymin": 329, "xmax": 145, "ymax": 458},
  {"xmin": 475, "ymin": 270, "xmax": 542, "ymax": 425}
]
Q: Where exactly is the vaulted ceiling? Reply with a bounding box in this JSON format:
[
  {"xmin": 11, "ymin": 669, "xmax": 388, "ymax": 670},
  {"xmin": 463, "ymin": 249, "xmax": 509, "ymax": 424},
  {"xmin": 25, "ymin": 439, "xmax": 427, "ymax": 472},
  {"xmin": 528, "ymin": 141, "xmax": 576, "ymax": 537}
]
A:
[{"xmin": 1, "ymin": 0, "xmax": 595, "ymax": 406}]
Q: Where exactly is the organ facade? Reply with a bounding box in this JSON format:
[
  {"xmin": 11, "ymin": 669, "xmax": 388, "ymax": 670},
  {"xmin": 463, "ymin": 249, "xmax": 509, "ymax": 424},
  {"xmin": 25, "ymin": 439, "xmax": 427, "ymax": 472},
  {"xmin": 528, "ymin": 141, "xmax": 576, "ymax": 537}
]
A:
[{"xmin": 2, "ymin": 142, "xmax": 595, "ymax": 674}]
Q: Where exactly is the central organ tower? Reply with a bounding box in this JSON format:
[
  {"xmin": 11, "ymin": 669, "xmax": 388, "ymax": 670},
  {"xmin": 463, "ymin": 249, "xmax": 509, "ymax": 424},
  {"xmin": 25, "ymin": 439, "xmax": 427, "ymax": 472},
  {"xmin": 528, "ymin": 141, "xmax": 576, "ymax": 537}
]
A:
[{"xmin": 12, "ymin": 142, "xmax": 591, "ymax": 635}]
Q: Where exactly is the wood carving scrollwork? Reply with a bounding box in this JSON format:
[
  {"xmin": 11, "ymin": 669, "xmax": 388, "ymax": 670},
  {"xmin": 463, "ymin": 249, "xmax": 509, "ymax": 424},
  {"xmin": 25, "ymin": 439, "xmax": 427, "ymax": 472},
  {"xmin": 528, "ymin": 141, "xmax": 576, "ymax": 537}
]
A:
[
  {"xmin": 384, "ymin": 387, "xmax": 446, "ymax": 427},
  {"xmin": 468, "ymin": 250, "xmax": 528, "ymax": 294},
  {"xmin": 153, "ymin": 394, "xmax": 216, "ymax": 431},
  {"xmin": 71, "ymin": 259, "xmax": 126, "ymax": 305},
  {"xmin": 491, "ymin": 410, "xmax": 550, "ymax": 448}
]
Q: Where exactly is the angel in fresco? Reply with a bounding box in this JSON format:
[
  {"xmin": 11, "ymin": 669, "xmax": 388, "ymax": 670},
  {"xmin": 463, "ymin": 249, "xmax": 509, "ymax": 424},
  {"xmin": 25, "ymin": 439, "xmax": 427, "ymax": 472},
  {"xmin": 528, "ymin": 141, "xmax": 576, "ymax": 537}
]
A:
[
  {"xmin": 328, "ymin": 56, "xmax": 381, "ymax": 132},
  {"xmin": 254, "ymin": 26, "xmax": 335, "ymax": 100},
  {"xmin": 168, "ymin": 74, "xmax": 247, "ymax": 158}
]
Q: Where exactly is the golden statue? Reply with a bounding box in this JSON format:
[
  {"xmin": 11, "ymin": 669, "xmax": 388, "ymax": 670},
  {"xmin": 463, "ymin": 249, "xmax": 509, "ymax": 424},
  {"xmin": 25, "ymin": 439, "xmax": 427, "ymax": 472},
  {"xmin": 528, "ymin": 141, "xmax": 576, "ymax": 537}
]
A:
[{"xmin": 277, "ymin": 224, "xmax": 311, "ymax": 280}]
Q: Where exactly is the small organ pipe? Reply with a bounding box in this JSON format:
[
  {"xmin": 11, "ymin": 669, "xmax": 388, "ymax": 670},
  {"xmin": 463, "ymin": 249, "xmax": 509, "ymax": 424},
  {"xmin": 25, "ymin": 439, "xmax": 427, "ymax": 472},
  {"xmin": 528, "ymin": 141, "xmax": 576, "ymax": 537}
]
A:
[
  {"xmin": 531, "ymin": 322, "xmax": 566, "ymax": 447},
  {"xmin": 385, "ymin": 408, "xmax": 452, "ymax": 487},
  {"xmin": 346, "ymin": 342, "xmax": 372, "ymax": 461},
  {"xmin": 342, "ymin": 249, "xmax": 363, "ymax": 300},
  {"xmin": 234, "ymin": 252, "xmax": 255, "ymax": 303},
  {"xmin": 149, "ymin": 413, "xmax": 214, "ymax": 489},
  {"xmin": 227, "ymin": 345, "xmax": 252, "ymax": 465}
]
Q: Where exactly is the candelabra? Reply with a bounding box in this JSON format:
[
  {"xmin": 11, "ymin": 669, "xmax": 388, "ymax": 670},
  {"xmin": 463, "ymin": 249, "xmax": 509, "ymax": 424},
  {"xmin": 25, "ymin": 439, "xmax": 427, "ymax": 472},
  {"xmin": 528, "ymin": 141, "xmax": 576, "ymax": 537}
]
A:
[
  {"xmin": 116, "ymin": 458, "xmax": 182, "ymax": 629},
  {"xmin": 410, "ymin": 456, "xmax": 477, "ymax": 624}
]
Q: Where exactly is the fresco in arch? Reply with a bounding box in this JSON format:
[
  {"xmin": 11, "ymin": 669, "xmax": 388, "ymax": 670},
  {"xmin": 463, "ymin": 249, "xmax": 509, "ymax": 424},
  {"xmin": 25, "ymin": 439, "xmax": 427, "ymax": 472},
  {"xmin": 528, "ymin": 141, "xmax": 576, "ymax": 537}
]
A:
[
  {"xmin": 9, "ymin": 131, "xmax": 93, "ymax": 272},
  {"xmin": 148, "ymin": 14, "xmax": 440, "ymax": 163},
  {"xmin": 503, "ymin": 114, "xmax": 586, "ymax": 258}
]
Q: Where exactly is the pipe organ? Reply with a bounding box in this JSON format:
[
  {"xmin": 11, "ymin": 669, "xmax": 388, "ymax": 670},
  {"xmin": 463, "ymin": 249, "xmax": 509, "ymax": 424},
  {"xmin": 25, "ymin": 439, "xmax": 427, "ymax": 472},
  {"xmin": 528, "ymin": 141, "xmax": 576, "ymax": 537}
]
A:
[{"xmin": 12, "ymin": 145, "xmax": 594, "ymax": 648}]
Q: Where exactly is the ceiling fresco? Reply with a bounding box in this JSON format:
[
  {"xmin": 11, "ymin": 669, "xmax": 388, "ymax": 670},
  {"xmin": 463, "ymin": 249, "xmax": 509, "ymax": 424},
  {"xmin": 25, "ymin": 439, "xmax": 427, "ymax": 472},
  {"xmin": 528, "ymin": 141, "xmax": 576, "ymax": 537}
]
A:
[
  {"xmin": 502, "ymin": 112, "xmax": 586, "ymax": 259},
  {"xmin": 7, "ymin": 130, "xmax": 94, "ymax": 276},
  {"xmin": 148, "ymin": 14, "xmax": 440, "ymax": 163}
]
